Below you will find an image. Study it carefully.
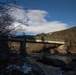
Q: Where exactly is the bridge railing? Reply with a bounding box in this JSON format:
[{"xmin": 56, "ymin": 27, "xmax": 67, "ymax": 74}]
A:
[
  {"xmin": 0, "ymin": 36, "xmax": 25, "ymax": 41},
  {"xmin": 24, "ymin": 35, "xmax": 65, "ymax": 42},
  {"xmin": 0, "ymin": 35, "xmax": 65, "ymax": 42},
  {"xmin": 35, "ymin": 37, "xmax": 65, "ymax": 42}
]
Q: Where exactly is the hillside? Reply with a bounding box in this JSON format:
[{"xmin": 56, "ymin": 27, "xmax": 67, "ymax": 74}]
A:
[
  {"xmin": 37, "ymin": 26, "xmax": 76, "ymax": 40},
  {"xmin": 36, "ymin": 26, "xmax": 76, "ymax": 53},
  {"xmin": 47, "ymin": 26, "xmax": 76, "ymax": 40}
]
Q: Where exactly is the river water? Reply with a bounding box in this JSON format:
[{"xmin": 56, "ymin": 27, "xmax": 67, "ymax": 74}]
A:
[
  {"xmin": 27, "ymin": 53, "xmax": 76, "ymax": 75},
  {"xmin": 46, "ymin": 54, "xmax": 76, "ymax": 63},
  {"xmin": 28, "ymin": 53, "xmax": 76, "ymax": 63}
]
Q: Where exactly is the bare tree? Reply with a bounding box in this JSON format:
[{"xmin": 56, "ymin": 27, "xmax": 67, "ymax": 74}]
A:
[
  {"xmin": 0, "ymin": 1, "xmax": 20, "ymax": 53},
  {"xmin": 0, "ymin": 1, "xmax": 27, "ymax": 56},
  {"xmin": 0, "ymin": 2, "xmax": 16, "ymax": 36}
]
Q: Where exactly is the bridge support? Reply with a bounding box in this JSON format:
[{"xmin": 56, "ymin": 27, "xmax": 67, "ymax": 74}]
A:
[{"xmin": 20, "ymin": 37, "xmax": 26, "ymax": 56}]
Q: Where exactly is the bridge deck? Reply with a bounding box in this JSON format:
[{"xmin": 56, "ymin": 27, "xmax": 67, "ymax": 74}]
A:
[
  {"xmin": 26, "ymin": 39, "xmax": 65, "ymax": 44},
  {"xmin": 0, "ymin": 36, "xmax": 65, "ymax": 44}
]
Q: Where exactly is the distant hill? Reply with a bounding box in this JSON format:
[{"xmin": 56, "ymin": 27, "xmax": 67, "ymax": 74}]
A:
[
  {"xmin": 36, "ymin": 26, "xmax": 76, "ymax": 53},
  {"xmin": 37, "ymin": 26, "xmax": 76, "ymax": 40}
]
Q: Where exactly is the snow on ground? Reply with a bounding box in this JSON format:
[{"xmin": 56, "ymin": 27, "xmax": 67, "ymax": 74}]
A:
[{"xmin": 6, "ymin": 63, "xmax": 32, "ymax": 74}]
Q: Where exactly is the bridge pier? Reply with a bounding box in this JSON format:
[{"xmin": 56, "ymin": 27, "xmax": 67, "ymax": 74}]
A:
[{"xmin": 20, "ymin": 37, "xmax": 26, "ymax": 56}]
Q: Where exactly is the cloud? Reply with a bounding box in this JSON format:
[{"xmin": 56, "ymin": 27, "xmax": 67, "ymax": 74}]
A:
[
  {"xmin": 25, "ymin": 21, "xmax": 67, "ymax": 34},
  {"xmin": 8, "ymin": 7, "xmax": 68, "ymax": 35},
  {"xmin": 27, "ymin": 10, "xmax": 47, "ymax": 25},
  {"xmin": 8, "ymin": 6, "xmax": 27, "ymax": 24}
]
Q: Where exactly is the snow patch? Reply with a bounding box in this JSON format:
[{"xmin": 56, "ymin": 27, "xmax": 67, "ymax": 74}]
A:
[
  {"xmin": 21, "ymin": 63, "xmax": 32, "ymax": 74},
  {"xmin": 6, "ymin": 63, "xmax": 32, "ymax": 74}
]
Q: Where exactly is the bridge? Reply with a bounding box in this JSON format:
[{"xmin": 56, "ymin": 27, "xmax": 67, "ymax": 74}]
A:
[
  {"xmin": 0, "ymin": 35, "xmax": 65, "ymax": 55},
  {"xmin": 0, "ymin": 35, "xmax": 65, "ymax": 44},
  {"xmin": 26, "ymin": 38, "xmax": 65, "ymax": 45}
]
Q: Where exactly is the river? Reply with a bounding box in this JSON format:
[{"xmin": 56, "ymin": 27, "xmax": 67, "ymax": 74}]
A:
[
  {"xmin": 27, "ymin": 53, "xmax": 76, "ymax": 75},
  {"xmin": 27, "ymin": 53, "xmax": 76, "ymax": 63},
  {"xmin": 47, "ymin": 54, "xmax": 76, "ymax": 63}
]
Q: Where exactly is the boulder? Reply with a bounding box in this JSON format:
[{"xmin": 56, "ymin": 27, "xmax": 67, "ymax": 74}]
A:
[
  {"xmin": 61, "ymin": 58, "xmax": 76, "ymax": 73},
  {"xmin": 36, "ymin": 57, "xmax": 66, "ymax": 67},
  {"xmin": 0, "ymin": 51, "xmax": 45, "ymax": 75},
  {"xmin": 65, "ymin": 71, "xmax": 76, "ymax": 75},
  {"xmin": 61, "ymin": 65, "xmax": 75, "ymax": 73}
]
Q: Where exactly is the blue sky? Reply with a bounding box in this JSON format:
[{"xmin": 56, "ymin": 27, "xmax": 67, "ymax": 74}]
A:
[
  {"xmin": 19, "ymin": 0, "xmax": 76, "ymax": 27},
  {"xmin": 0, "ymin": 0, "xmax": 76, "ymax": 35}
]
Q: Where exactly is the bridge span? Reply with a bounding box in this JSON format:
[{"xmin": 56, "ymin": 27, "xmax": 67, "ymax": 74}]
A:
[
  {"xmin": 0, "ymin": 35, "xmax": 65, "ymax": 55},
  {"xmin": 0, "ymin": 35, "xmax": 65, "ymax": 44}
]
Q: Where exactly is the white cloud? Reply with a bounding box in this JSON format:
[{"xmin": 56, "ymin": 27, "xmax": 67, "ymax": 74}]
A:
[
  {"xmin": 25, "ymin": 21, "xmax": 67, "ymax": 34},
  {"xmin": 27, "ymin": 10, "xmax": 47, "ymax": 25},
  {"xmin": 8, "ymin": 6, "xmax": 27, "ymax": 24},
  {"xmin": 8, "ymin": 7, "xmax": 68, "ymax": 35}
]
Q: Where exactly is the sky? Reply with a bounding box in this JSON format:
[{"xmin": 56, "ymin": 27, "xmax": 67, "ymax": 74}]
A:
[{"xmin": 0, "ymin": 0, "xmax": 76, "ymax": 35}]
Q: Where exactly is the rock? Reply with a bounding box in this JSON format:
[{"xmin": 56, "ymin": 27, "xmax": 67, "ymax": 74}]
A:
[
  {"xmin": 65, "ymin": 71, "xmax": 76, "ymax": 75},
  {"xmin": 67, "ymin": 58, "xmax": 76, "ymax": 69},
  {"xmin": 61, "ymin": 58, "xmax": 76, "ymax": 73},
  {"xmin": 4, "ymin": 62, "xmax": 45, "ymax": 75},
  {"xmin": 36, "ymin": 57, "xmax": 66, "ymax": 67},
  {"xmin": 0, "ymin": 40, "xmax": 43, "ymax": 75},
  {"xmin": 61, "ymin": 65, "xmax": 75, "ymax": 73},
  {"xmin": 0, "ymin": 50, "xmax": 45, "ymax": 75},
  {"xmin": 5, "ymin": 63, "xmax": 32, "ymax": 75},
  {"xmin": 32, "ymin": 64, "xmax": 46, "ymax": 75},
  {"xmin": 72, "ymin": 59, "xmax": 76, "ymax": 62},
  {"xmin": 52, "ymin": 59, "xmax": 66, "ymax": 67},
  {"xmin": 50, "ymin": 67, "xmax": 63, "ymax": 75}
]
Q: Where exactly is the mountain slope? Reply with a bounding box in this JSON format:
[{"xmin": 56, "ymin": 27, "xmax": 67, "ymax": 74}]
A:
[
  {"xmin": 47, "ymin": 26, "xmax": 76, "ymax": 40},
  {"xmin": 37, "ymin": 26, "xmax": 76, "ymax": 53}
]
